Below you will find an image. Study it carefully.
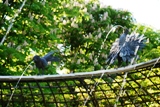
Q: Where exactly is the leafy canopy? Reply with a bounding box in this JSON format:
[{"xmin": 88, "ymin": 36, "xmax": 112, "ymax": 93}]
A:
[{"xmin": 0, "ymin": 0, "xmax": 159, "ymax": 75}]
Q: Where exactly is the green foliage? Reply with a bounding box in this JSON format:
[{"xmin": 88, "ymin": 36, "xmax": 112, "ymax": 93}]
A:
[
  {"xmin": 0, "ymin": 45, "xmax": 26, "ymax": 75},
  {"xmin": 0, "ymin": 0, "xmax": 136, "ymax": 75},
  {"xmin": 0, "ymin": 0, "xmax": 159, "ymax": 74},
  {"xmin": 132, "ymin": 25, "xmax": 160, "ymax": 62}
]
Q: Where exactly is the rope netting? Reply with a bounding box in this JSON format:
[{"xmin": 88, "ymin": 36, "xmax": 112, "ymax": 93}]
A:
[{"xmin": 0, "ymin": 58, "xmax": 160, "ymax": 107}]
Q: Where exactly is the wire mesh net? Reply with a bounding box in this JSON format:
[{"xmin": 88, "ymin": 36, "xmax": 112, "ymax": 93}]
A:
[{"xmin": 0, "ymin": 58, "xmax": 160, "ymax": 107}]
